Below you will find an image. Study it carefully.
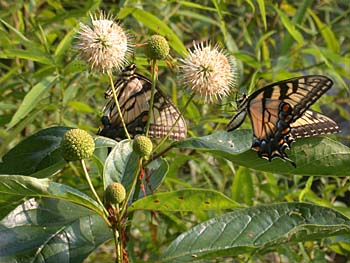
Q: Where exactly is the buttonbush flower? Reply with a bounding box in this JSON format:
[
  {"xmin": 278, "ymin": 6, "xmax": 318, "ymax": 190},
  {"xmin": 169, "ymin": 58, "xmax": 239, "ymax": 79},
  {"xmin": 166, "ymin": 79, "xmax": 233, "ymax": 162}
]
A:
[
  {"xmin": 61, "ymin": 129, "xmax": 95, "ymax": 162},
  {"xmin": 76, "ymin": 12, "xmax": 132, "ymax": 72},
  {"xmin": 144, "ymin": 35, "xmax": 170, "ymax": 60},
  {"xmin": 179, "ymin": 42, "xmax": 238, "ymax": 102}
]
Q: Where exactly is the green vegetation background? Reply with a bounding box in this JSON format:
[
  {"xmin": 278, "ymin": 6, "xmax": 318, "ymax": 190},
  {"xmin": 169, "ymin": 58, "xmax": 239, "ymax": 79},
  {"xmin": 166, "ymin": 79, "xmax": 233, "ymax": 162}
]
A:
[{"xmin": 0, "ymin": 0, "xmax": 349, "ymax": 262}]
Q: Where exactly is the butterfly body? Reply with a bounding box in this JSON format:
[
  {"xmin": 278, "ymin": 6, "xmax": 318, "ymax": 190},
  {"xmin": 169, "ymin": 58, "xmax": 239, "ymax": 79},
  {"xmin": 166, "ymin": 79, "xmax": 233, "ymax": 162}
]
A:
[
  {"xmin": 99, "ymin": 64, "xmax": 187, "ymax": 141},
  {"xmin": 227, "ymin": 75, "xmax": 340, "ymax": 167}
]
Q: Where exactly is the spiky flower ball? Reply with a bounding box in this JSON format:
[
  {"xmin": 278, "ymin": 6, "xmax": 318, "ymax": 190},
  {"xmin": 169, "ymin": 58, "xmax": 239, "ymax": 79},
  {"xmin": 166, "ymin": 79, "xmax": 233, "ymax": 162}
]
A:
[
  {"xmin": 61, "ymin": 129, "xmax": 95, "ymax": 161},
  {"xmin": 75, "ymin": 12, "xmax": 132, "ymax": 72},
  {"xmin": 144, "ymin": 35, "xmax": 170, "ymax": 60},
  {"xmin": 104, "ymin": 182, "xmax": 126, "ymax": 205},
  {"xmin": 133, "ymin": 135, "xmax": 153, "ymax": 159},
  {"xmin": 179, "ymin": 42, "xmax": 238, "ymax": 102}
]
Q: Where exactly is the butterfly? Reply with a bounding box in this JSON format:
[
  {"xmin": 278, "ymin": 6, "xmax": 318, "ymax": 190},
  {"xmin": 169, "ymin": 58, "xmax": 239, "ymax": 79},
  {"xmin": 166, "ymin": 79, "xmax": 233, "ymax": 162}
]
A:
[
  {"xmin": 98, "ymin": 64, "xmax": 187, "ymax": 141},
  {"xmin": 226, "ymin": 75, "xmax": 340, "ymax": 167}
]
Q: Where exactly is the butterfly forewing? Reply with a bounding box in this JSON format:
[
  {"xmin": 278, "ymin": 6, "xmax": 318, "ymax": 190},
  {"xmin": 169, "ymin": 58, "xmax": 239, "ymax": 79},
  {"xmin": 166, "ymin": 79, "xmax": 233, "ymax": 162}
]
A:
[{"xmin": 98, "ymin": 64, "xmax": 187, "ymax": 141}]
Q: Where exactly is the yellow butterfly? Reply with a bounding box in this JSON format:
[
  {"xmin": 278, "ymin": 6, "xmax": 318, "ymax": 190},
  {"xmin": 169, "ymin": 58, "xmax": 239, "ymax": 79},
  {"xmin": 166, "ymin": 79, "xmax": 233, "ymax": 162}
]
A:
[{"xmin": 227, "ymin": 75, "xmax": 340, "ymax": 167}]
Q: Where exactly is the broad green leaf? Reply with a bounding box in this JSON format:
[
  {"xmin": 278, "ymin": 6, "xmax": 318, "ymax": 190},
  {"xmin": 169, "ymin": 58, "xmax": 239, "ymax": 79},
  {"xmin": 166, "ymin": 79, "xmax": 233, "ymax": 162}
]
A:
[
  {"xmin": 275, "ymin": 7, "xmax": 304, "ymax": 45},
  {"xmin": 0, "ymin": 126, "xmax": 71, "ymax": 176},
  {"xmin": 174, "ymin": 130, "xmax": 350, "ymax": 176},
  {"xmin": 121, "ymin": 7, "xmax": 187, "ymax": 56},
  {"xmin": 7, "ymin": 76, "xmax": 57, "ymax": 129},
  {"xmin": 129, "ymin": 189, "xmax": 241, "ymax": 212},
  {"xmin": 95, "ymin": 135, "xmax": 118, "ymax": 149},
  {"xmin": 231, "ymin": 166, "xmax": 254, "ymax": 205},
  {"xmin": 308, "ymin": 10, "xmax": 339, "ymax": 53},
  {"xmin": 0, "ymin": 48, "xmax": 54, "ymax": 65},
  {"xmin": 162, "ymin": 203, "xmax": 350, "ymax": 262},
  {"xmin": 0, "ymin": 175, "xmax": 104, "ymax": 217},
  {"xmin": 103, "ymin": 140, "xmax": 168, "ymax": 199},
  {"xmin": 0, "ymin": 198, "xmax": 111, "ymax": 262}
]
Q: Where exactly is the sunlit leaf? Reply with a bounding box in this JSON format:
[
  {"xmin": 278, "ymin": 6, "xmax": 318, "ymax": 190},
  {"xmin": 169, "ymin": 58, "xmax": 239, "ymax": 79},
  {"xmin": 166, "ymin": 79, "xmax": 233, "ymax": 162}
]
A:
[
  {"xmin": 129, "ymin": 188, "xmax": 241, "ymax": 212},
  {"xmin": 162, "ymin": 203, "xmax": 350, "ymax": 262},
  {"xmin": 120, "ymin": 7, "xmax": 187, "ymax": 55},
  {"xmin": 7, "ymin": 76, "xmax": 57, "ymax": 129},
  {"xmin": 174, "ymin": 130, "xmax": 350, "ymax": 176}
]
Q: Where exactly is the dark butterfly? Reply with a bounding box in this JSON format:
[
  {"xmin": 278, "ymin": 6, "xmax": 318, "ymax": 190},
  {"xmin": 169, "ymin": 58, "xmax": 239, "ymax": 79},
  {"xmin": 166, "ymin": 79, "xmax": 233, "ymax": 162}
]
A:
[
  {"xmin": 98, "ymin": 64, "xmax": 187, "ymax": 141},
  {"xmin": 227, "ymin": 75, "xmax": 340, "ymax": 167}
]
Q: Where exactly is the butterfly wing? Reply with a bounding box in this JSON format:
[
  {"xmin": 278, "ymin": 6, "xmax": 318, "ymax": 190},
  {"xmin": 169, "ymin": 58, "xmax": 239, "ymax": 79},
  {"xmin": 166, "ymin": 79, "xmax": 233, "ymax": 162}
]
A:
[
  {"xmin": 98, "ymin": 65, "xmax": 187, "ymax": 141},
  {"xmin": 290, "ymin": 110, "xmax": 340, "ymax": 138},
  {"xmin": 246, "ymin": 75, "xmax": 335, "ymax": 166}
]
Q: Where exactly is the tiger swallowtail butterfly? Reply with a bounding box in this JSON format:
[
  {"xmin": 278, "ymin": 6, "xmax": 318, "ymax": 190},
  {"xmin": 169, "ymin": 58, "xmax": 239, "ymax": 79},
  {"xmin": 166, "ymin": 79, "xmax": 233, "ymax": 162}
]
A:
[
  {"xmin": 227, "ymin": 75, "xmax": 340, "ymax": 167},
  {"xmin": 98, "ymin": 64, "xmax": 187, "ymax": 141}
]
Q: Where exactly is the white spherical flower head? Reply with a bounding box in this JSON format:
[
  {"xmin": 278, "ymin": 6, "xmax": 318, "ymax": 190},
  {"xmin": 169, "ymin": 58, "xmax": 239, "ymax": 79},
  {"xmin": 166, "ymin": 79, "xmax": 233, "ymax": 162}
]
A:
[
  {"xmin": 76, "ymin": 12, "xmax": 132, "ymax": 72},
  {"xmin": 180, "ymin": 42, "xmax": 237, "ymax": 102}
]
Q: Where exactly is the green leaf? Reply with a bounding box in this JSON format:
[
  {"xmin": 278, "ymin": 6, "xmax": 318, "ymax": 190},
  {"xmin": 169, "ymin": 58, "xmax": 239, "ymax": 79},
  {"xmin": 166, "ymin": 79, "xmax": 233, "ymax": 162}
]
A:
[
  {"xmin": 0, "ymin": 175, "xmax": 104, "ymax": 216},
  {"xmin": 54, "ymin": 28, "xmax": 76, "ymax": 65},
  {"xmin": 0, "ymin": 18, "xmax": 33, "ymax": 48},
  {"xmin": 162, "ymin": 203, "xmax": 350, "ymax": 262},
  {"xmin": 174, "ymin": 130, "xmax": 350, "ymax": 176},
  {"xmin": 257, "ymin": 0, "xmax": 267, "ymax": 30},
  {"xmin": 275, "ymin": 7, "xmax": 304, "ymax": 45},
  {"xmin": 0, "ymin": 198, "xmax": 111, "ymax": 262},
  {"xmin": 7, "ymin": 76, "xmax": 57, "ymax": 129},
  {"xmin": 0, "ymin": 48, "xmax": 54, "ymax": 65},
  {"xmin": 67, "ymin": 101, "xmax": 97, "ymax": 113},
  {"xmin": 280, "ymin": 0, "xmax": 312, "ymax": 54},
  {"xmin": 231, "ymin": 166, "xmax": 254, "ymax": 205},
  {"xmin": 122, "ymin": 7, "xmax": 187, "ymax": 56},
  {"xmin": 103, "ymin": 140, "xmax": 168, "ymax": 199},
  {"xmin": 129, "ymin": 189, "xmax": 241, "ymax": 212},
  {"xmin": 0, "ymin": 126, "xmax": 70, "ymax": 176},
  {"xmin": 308, "ymin": 10, "xmax": 339, "ymax": 53}
]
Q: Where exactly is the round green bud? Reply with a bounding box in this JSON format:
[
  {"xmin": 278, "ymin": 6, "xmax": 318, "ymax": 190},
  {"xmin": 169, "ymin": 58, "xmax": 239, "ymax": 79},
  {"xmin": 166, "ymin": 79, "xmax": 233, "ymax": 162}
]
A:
[
  {"xmin": 144, "ymin": 35, "xmax": 169, "ymax": 60},
  {"xmin": 133, "ymin": 135, "xmax": 153, "ymax": 159},
  {"xmin": 104, "ymin": 182, "xmax": 126, "ymax": 205},
  {"xmin": 61, "ymin": 129, "xmax": 95, "ymax": 161}
]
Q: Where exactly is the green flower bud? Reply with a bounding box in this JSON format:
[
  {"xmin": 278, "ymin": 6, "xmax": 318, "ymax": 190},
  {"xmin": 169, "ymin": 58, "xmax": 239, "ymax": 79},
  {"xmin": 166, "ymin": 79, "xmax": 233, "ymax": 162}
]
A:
[
  {"xmin": 61, "ymin": 129, "xmax": 95, "ymax": 161},
  {"xmin": 144, "ymin": 35, "xmax": 169, "ymax": 60},
  {"xmin": 104, "ymin": 182, "xmax": 126, "ymax": 205},
  {"xmin": 133, "ymin": 135, "xmax": 153, "ymax": 159}
]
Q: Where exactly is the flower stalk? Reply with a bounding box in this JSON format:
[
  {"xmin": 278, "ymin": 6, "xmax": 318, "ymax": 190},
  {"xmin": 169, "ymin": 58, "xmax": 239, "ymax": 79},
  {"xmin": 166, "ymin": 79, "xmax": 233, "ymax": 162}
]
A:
[
  {"xmin": 145, "ymin": 59, "xmax": 158, "ymax": 137},
  {"xmin": 107, "ymin": 70, "xmax": 131, "ymax": 140},
  {"xmin": 80, "ymin": 159, "xmax": 110, "ymax": 225}
]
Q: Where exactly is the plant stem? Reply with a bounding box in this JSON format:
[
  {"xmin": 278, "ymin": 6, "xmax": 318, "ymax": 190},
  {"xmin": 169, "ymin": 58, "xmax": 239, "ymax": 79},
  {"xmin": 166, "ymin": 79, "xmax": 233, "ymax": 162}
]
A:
[
  {"xmin": 80, "ymin": 159, "xmax": 109, "ymax": 220},
  {"xmin": 120, "ymin": 158, "xmax": 142, "ymax": 218},
  {"xmin": 122, "ymin": 158, "xmax": 143, "ymax": 239},
  {"xmin": 114, "ymin": 203, "xmax": 123, "ymax": 263},
  {"xmin": 107, "ymin": 70, "xmax": 131, "ymax": 140},
  {"xmin": 145, "ymin": 59, "xmax": 158, "ymax": 137},
  {"xmin": 153, "ymin": 92, "xmax": 195, "ymax": 153}
]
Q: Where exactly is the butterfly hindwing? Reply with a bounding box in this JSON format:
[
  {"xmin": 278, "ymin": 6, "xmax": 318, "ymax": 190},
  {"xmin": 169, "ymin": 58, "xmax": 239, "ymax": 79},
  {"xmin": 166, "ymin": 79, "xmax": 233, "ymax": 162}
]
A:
[
  {"xmin": 227, "ymin": 75, "xmax": 339, "ymax": 167},
  {"xmin": 98, "ymin": 64, "xmax": 187, "ymax": 141},
  {"xmin": 291, "ymin": 110, "xmax": 340, "ymax": 138}
]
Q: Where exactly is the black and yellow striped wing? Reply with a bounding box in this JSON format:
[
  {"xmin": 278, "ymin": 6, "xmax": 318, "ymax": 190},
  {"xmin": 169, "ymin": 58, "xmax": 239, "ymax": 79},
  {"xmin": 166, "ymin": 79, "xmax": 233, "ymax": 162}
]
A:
[
  {"xmin": 290, "ymin": 110, "xmax": 340, "ymax": 138},
  {"xmin": 98, "ymin": 64, "xmax": 187, "ymax": 141},
  {"xmin": 227, "ymin": 75, "xmax": 339, "ymax": 167}
]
